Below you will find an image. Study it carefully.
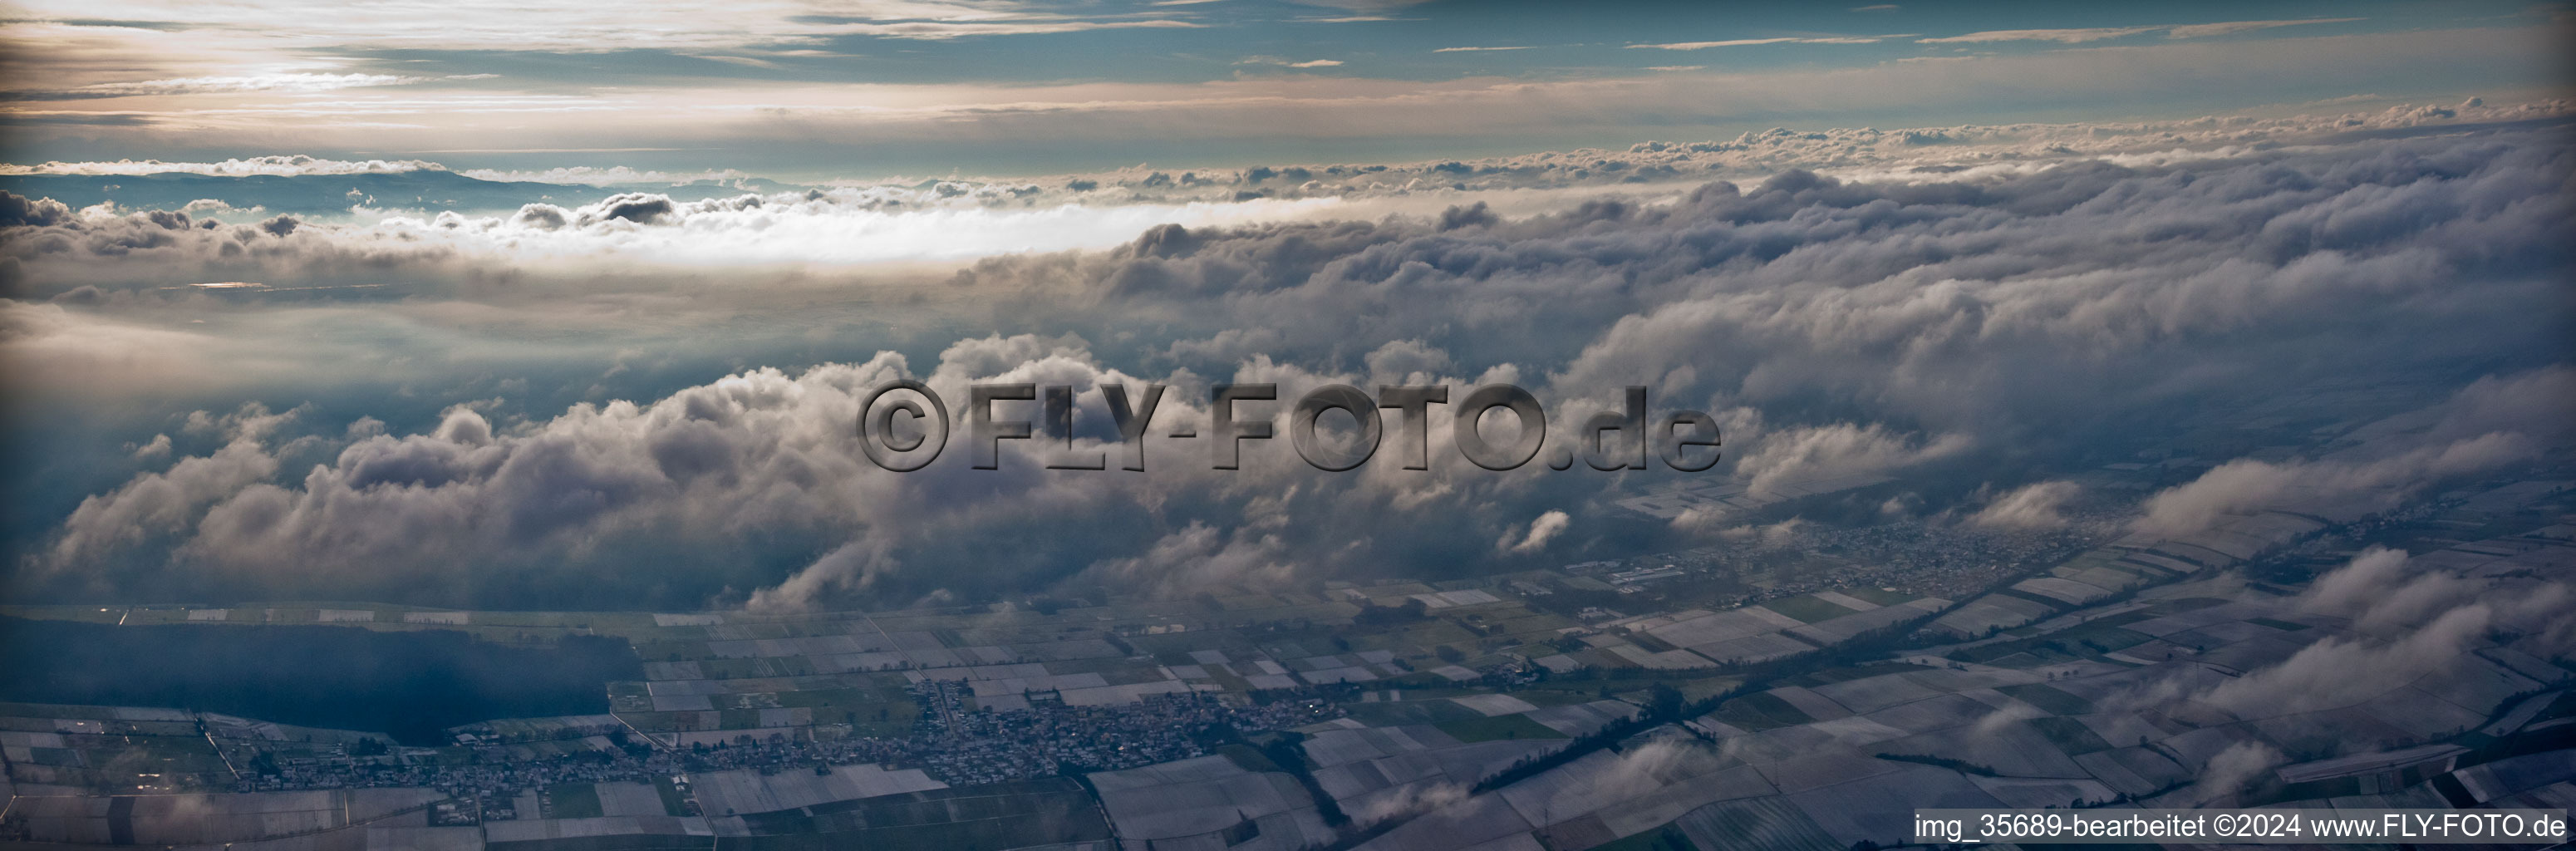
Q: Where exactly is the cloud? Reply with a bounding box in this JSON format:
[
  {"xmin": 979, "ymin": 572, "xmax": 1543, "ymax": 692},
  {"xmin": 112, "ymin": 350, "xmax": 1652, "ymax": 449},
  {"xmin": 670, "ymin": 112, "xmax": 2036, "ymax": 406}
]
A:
[
  {"xmin": 1285, "ymin": 0, "xmax": 1435, "ymax": 9},
  {"xmin": 2164, "ymin": 18, "xmax": 2363, "ymax": 39},
  {"xmin": 7, "ymin": 112, "xmax": 2570, "ymax": 611},
  {"xmin": 2170, "ymin": 544, "xmax": 2574, "ymax": 743},
  {"xmin": 0, "ymin": 2, "xmax": 1209, "ymax": 55},
  {"xmin": 1432, "ymin": 46, "xmax": 1531, "ymax": 53},
  {"xmin": 747, "ymin": 540, "xmax": 898, "ymax": 614},
  {"xmin": 1345, "ymin": 780, "xmax": 1467, "ymax": 828},
  {"xmin": 2133, "ymin": 368, "xmax": 2566, "ymax": 539},
  {"xmin": 1500, "ymin": 509, "xmax": 1570, "ymax": 553},
  {"xmin": 1628, "ymin": 37, "xmax": 1885, "ymax": 50},
  {"xmin": 1080, "ymin": 522, "xmax": 1298, "ymax": 598},
  {"xmin": 1238, "ymin": 56, "xmax": 1345, "ymax": 68},
  {"xmin": 1733, "ymin": 424, "xmax": 1969, "ymax": 499},
  {"xmin": 2299, "ymin": 546, "xmax": 2575, "ymax": 649},
  {"xmin": 10, "ymin": 23, "xmax": 2555, "ymax": 165},
  {"xmin": 17, "ymin": 327, "xmax": 1589, "ymax": 608},
  {"xmin": 1917, "ymin": 27, "xmax": 2164, "ymax": 44},
  {"xmin": 2190, "ymin": 740, "xmax": 2286, "ymax": 803},
  {"xmin": 2201, "ymin": 605, "xmax": 2492, "ymax": 718},
  {"xmin": 0, "ymin": 155, "xmax": 441, "ymax": 177},
  {"xmin": 1506, "ymin": 738, "xmax": 1710, "ymax": 825},
  {"xmin": 821, "ymin": 19, "xmax": 1205, "ymax": 40},
  {"xmin": 1920, "ymin": 18, "xmax": 2362, "ymax": 44},
  {"xmin": 7, "ymin": 91, "xmax": 2505, "ymax": 209},
  {"xmin": 1967, "ymin": 480, "xmax": 2078, "ymax": 529},
  {"xmin": 452, "ymin": 165, "xmax": 752, "ymax": 184},
  {"xmin": 2298, "ymin": 547, "xmax": 2489, "ymax": 636},
  {"xmin": 14, "ymin": 72, "xmax": 433, "ymax": 100},
  {"xmin": 47, "ymin": 405, "xmax": 288, "ymax": 571}
]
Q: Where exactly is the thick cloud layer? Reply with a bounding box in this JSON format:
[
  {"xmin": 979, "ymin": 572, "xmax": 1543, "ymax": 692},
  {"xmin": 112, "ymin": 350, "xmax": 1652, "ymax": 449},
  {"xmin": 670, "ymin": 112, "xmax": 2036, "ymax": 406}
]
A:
[
  {"xmin": 2137, "ymin": 367, "xmax": 2575, "ymax": 539},
  {"xmin": 2180, "ymin": 546, "xmax": 2574, "ymax": 731},
  {"xmin": 3, "ymin": 109, "xmax": 2570, "ymax": 610}
]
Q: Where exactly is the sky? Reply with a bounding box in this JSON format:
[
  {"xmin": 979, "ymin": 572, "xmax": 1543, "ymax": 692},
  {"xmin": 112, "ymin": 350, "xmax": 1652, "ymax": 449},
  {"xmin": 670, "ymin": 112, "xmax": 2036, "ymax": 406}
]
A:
[
  {"xmin": 0, "ymin": 1, "xmax": 2570, "ymax": 612},
  {"xmin": 2, "ymin": 0, "xmax": 2570, "ymax": 178}
]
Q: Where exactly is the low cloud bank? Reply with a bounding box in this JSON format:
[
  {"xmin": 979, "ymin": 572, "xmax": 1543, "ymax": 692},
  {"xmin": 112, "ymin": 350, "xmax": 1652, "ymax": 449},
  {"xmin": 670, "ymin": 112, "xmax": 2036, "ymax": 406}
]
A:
[{"xmin": 5, "ymin": 111, "xmax": 2569, "ymax": 610}]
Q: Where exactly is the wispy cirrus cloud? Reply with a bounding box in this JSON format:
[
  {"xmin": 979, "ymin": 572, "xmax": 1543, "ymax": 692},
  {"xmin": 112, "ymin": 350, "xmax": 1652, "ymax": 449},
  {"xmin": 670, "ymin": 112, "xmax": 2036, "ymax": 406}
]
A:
[
  {"xmin": 0, "ymin": 155, "xmax": 440, "ymax": 177},
  {"xmin": 0, "ymin": 0, "xmax": 1212, "ymax": 61},
  {"xmin": 787, "ymin": 17, "xmax": 1205, "ymax": 40},
  {"xmin": 2163, "ymin": 17, "xmax": 2365, "ymax": 38},
  {"xmin": 3, "ymin": 22, "xmax": 2551, "ymax": 179},
  {"xmin": 1628, "ymin": 36, "xmax": 1889, "ymax": 50},
  {"xmin": 1237, "ymin": 56, "xmax": 1344, "ymax": 68},
  {"xmin": 1917, "ymin": 26, "xmax": 2162, "ymax": 44},
  {"xmin": 8, "ymin": 72, "xmax": 494, "ymax": 101},
  {"xmin": 1919, "ymin": 17, "xmax": 2361, "ymax": 44}
]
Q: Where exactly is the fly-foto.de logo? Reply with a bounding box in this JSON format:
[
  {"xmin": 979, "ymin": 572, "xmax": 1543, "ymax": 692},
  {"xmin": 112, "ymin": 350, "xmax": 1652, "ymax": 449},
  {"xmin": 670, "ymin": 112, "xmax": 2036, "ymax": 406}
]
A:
[{"xmin": 855, "ymin": 382, "xmax": 1719, "ymax": 474}]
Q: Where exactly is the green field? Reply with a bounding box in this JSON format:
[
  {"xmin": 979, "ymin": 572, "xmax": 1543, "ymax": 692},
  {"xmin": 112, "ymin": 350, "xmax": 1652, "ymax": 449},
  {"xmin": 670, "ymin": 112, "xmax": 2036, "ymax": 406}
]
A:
[
  {"xmin": 2024, "ymin": 716, "xmax": 2113, "ymax": 755},
  {"xmin": 1778, "ymin": 662, "xmax": 1931, "ymax": 689},
  {"xmin": 1344, "ymin": 699, "xmax": 1482, "ymax": 726},
  {"xmin": 1837, "ymin": 587, "xmax": 1920, "ymax": 607},
  {"xmin": 1996, "ymin": 683, "xmax": 2096, "ymax": 716},
  {"xmin": 1703, "ymin": 691, "xmax": 1812, "ymax": 731},
  {"xmin": 768, "ymin": 686, "xmax": 916, "ymax": 736},
  {"xmin": 1510, "ymin": 688, "xmax": 1606, "ymax": 707},
  {"xmin": 544, "ymin": 783, "xmax": 605, "ymax": 819},
  {"xmin": 726, "ymin": 778, "xmax": 1111, "ymax": 850},
  {"xmin": 651, "ymin": 775, "xmax": 692, "ymax": 816},
  {"xmin": 1951, "ymin": 612, "xmax": 2159, "ymax": 666},
  {"xmin": 1590, "ymin": 825, "xmax": 1696, "ymax": 851},
  {"xmin": 1434, "ymin": 713, "xmax": 1570, "ymax": 742},
  {"xmin": 1216, "ymin": 742, "xmax": 1285, "ymax": 773},
  {"xmin": 1759, "ymin": 596, "xmax": 1860, "ymax": 624}
]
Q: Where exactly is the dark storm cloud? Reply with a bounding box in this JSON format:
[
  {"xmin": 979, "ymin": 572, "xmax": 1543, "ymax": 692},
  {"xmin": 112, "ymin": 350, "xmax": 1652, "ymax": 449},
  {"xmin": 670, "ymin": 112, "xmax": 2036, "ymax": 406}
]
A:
[{"xmin": 0, "ymin": 191, "xmax": 71, "ymax": 227}]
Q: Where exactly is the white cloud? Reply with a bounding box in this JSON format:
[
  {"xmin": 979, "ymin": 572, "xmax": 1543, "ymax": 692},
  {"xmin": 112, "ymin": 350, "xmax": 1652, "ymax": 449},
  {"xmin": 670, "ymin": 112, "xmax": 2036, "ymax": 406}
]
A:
[
  {"xmin": 1920, "ymin": 18, "xmax": 2362, "ymax": 44},
  {"xmin": 1238, "ymin": 56, "xmax": 1345, "ymax": 68},
  {"xmin": 1628, "ymin": 36, "xmax": 1885, "ymax": 50},
  {"xmin": 0, "ymin": 155, "xmax": 441, "ymax": 177},
  {"xmin": 1967, "ymin": 480, "xmax": 2079, "ymax": 529},
  {"xmin": 1500, "ymin": 509, "xmax": 1571, "ymax": 553},
  {"xmin": 9, "ymin": 112, "xmax": 2569, "ymax": 612},
  {"xmin": 1917, "ymin": 26, "xmax": 2163, "ymax": 44},
  {"xmin": 2165, "ymin": 18, "xmax": 2363, "ymax": 39},
  {"xmin": 2135, "ymin": 430, "xmax": 2545, "ymax": 539},
  {"xmin": 0, "ymin": 2, "xmax": 1208, "ymax": 53},
  {"xmin": 40, "ymin": 72, "xmax": 425, "ymax": 98},
  {"xmin": 452, "ymin": 165, "xmax": 753, "ymax": 184},
  {"xmin": 2190, "ymin": 740, "xmax": 2285, "ymax": 804},
  {"xmin": 9, "ymin": 26, "xmax": 2555, "ymax": 161}
]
